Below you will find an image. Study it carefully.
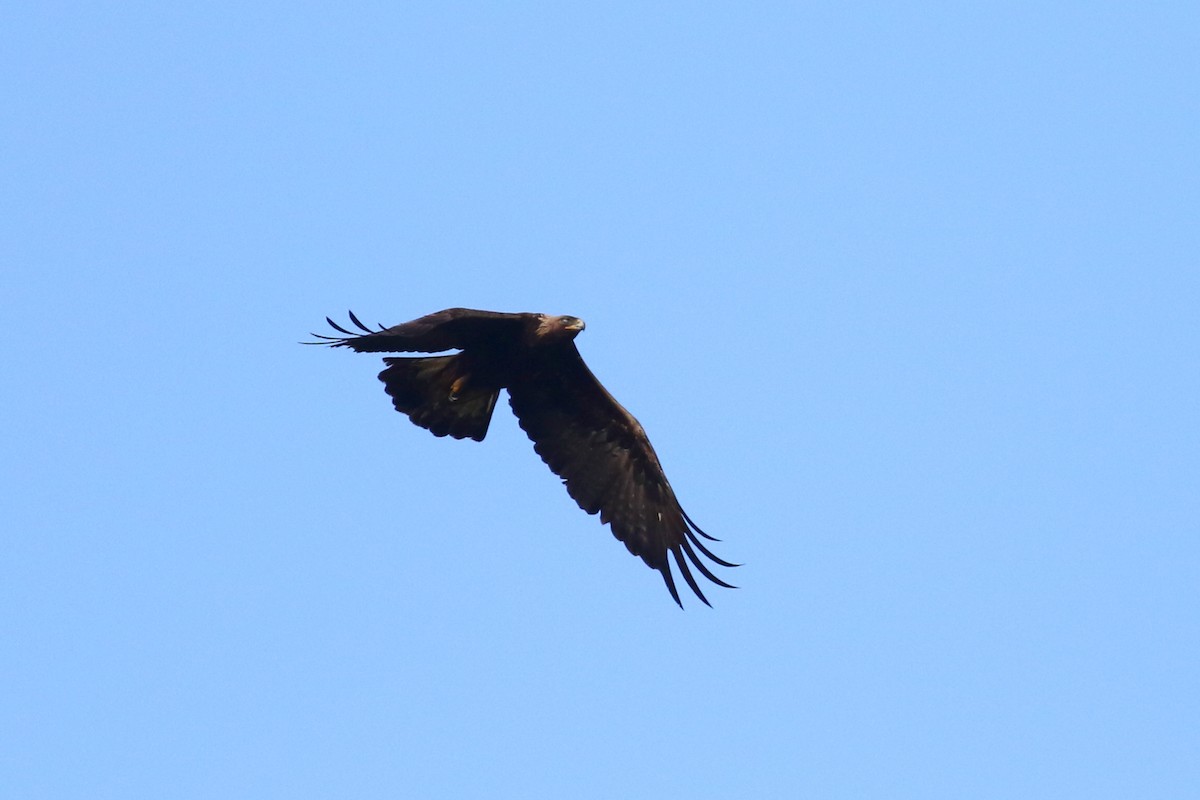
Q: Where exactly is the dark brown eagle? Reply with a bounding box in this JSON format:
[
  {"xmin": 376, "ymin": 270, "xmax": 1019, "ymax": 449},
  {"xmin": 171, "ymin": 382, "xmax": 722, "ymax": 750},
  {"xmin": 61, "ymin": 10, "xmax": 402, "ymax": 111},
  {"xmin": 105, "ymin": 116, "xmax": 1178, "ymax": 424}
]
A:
[{"xmin": 309, "ymin": 308, "xmax": 735, "ymax": 606}]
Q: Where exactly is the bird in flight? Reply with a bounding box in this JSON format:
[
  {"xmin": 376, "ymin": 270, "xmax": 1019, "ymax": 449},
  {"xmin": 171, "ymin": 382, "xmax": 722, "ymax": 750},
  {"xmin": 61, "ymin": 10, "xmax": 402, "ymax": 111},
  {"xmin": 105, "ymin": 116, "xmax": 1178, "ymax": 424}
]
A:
[{"xmin": 309, "ymin": 308, "xmax": 736, "ymax": 606}]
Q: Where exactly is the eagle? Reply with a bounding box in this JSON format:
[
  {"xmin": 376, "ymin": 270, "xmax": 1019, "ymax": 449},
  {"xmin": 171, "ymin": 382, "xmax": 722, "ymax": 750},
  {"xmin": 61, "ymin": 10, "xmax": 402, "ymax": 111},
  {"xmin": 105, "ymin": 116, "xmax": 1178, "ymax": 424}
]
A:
[{"xmin": 309, "ymin": 308, "xmax": 736, "ymax": 606}]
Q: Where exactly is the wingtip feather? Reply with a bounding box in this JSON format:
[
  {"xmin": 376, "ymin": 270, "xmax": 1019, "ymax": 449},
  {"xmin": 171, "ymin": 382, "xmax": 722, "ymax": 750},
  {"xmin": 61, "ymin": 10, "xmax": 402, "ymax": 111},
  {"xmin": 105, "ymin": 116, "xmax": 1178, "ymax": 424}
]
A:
[
  {"xmin": 681, "ymin": 508, "xmax": 721, "ymax": 541},
  {"xmin": 326, "ymin": 316, "xmax": 356, "ymax": 336},
  {"xmin": 660, "ymin": 566, "xmax": 684, "ymax": 608},
  {"xmin": 347, "ymin": 309, "xmax": 374, "ymax": 333}
]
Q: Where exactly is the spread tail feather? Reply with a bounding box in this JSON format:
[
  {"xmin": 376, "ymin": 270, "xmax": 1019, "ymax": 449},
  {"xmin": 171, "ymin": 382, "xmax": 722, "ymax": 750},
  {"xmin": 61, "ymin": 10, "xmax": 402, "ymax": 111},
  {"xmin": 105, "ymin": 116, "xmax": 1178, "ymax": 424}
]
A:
[{"xmin": 379, "ymin": 355, "xmax": 499, "ymax": 442}]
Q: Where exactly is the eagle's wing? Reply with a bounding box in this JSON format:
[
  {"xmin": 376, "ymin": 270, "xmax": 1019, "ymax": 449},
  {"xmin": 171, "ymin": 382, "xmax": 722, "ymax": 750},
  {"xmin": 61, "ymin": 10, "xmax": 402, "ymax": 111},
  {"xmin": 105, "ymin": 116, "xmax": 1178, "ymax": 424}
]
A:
[
  {"xmin": 308, "ymin": 308, "xmax": 528, "ymax": 353},
  {"xmin": 507, "ymin": 344, "xmax": 735, "ymax": 606}
]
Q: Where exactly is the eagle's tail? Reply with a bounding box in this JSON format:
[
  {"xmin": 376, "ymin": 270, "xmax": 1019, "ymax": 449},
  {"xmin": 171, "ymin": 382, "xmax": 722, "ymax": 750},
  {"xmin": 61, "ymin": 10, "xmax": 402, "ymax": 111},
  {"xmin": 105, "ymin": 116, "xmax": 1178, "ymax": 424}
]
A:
[{"xmin": 378, "ymin": 355, "xmax": 499, "ymax": 442}]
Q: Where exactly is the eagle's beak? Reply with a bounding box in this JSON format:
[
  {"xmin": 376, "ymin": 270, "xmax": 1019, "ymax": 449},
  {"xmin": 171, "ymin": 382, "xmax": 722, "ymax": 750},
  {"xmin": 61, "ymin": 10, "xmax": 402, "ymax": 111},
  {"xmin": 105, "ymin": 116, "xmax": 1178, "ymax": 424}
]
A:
[{"xmin": 567, "ymin": 318, "xmax": 586, "ymax": 332}]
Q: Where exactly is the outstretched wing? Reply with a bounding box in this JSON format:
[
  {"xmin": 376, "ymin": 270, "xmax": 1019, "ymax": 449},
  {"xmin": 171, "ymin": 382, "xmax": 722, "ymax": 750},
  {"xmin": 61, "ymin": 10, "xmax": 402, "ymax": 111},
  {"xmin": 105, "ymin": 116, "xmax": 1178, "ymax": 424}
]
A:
[
  {"xmin": 308, "ymin": 308, "xmax": 528, "ymax": 353},
  {"xmin": 506, "ymin": 344, "xmax": 736, "ymax": 607}
]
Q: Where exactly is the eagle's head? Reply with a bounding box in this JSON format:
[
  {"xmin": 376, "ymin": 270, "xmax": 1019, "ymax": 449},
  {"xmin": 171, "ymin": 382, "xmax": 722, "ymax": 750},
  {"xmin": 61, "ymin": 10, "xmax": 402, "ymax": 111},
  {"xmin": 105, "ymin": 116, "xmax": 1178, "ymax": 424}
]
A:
[{"xmin": 535, "ymin": 314, "xmax": 586, "ymax": 343}]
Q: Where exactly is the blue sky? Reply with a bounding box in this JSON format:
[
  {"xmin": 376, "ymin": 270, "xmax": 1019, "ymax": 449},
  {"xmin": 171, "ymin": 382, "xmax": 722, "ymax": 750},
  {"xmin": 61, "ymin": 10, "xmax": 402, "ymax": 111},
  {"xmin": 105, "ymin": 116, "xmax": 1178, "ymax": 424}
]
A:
[{"xmin": 3, "ymin": 2, "xmax": 1197, "ymax": 797}]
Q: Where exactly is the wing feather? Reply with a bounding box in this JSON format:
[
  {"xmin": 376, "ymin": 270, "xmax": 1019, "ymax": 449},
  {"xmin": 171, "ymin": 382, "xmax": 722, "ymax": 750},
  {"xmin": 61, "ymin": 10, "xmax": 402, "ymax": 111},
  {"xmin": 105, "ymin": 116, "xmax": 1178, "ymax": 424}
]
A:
[
  {"xmin": 307, "ymin": 308, "xmax": 530, "ymax": 353},
  {"xmin": 507, "ymin": 344, "xmax": 734, "ymax": 607}
]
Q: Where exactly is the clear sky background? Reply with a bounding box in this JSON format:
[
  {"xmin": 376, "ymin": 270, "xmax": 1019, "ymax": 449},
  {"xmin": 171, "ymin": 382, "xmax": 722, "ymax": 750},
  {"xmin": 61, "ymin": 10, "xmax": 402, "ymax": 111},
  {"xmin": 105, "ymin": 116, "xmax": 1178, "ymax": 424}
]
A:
[{"xmin": 3, "ymin": 3, "xmax": 1197, "ymax": 798}]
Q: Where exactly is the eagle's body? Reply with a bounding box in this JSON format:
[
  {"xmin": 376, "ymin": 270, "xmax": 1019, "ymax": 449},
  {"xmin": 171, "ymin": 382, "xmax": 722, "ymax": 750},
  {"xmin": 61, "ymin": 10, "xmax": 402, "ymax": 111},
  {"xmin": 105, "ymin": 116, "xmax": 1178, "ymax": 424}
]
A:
[{"xmin": 311, "ymin": 308, "xmax": 734, "ymax": 606}]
